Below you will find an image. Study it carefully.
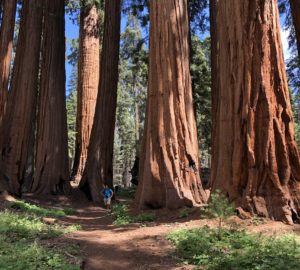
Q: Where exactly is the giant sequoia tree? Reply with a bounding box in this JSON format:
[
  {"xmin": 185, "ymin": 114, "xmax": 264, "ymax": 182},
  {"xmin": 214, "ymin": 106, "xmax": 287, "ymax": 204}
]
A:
[
  {"xmin": 71, "ymin": 1, "xmax": 100, "ymax": 183},
  {"xmin": 135, "ymin": 0, "xmax": 207, "ymax": 209},
  {"xmin": 80, "ymin": 0, "xmax": 121, "ymax": 201},
  {"xmin": 0, "ymin": 0, "xmax": 43, "ymax": 195},
  {"xmin": 210, "ymin": 0, "xmax": 219, "ymax": 173},
  {"xmin": 0, "ymin": 0, "xmax": 17, "ymax": 126},
  {"xmin": 211, "ymin": 0, "xmax": 300, "ymax": 224},
  {"xmin": 32, "ymin": 0, "xmax": 70, "ymax": 195},
  {"xmin": 289, "ymin": 0, "xmax": 300, "ymax": 57}
]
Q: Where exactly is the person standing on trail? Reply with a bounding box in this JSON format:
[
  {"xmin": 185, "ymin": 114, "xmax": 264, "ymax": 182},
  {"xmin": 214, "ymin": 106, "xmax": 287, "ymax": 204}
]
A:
[{"xmin": 101, "ymin": 184, "xmax": 113, "ymax": 209}]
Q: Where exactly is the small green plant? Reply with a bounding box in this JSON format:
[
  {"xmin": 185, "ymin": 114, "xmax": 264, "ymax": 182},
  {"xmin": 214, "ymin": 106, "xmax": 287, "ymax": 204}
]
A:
[
  {"xmin": 204, "ymin": 190, "xmax": 235, "ymax": 238},
  {"xmin": 11, "ymin": 200, "xmax": 76, "ymax": 217},
  {"xmin": 178, "ymin": 208, "xmax": 194, "ymax": 218},
  {"xmin": 111, "ymin": 204, "xmax": 155, "ymax": 225},
  {"xmin": 167, "ymin": 226, "xmax": 300, "ymax": 270},
  {"xmin": 63, "ymin": 207, "xmax": 77, "ymax": 215},
  {"xmin": 64, "ymin": 224, "xmax": 82, "ymax": 233},
  {"xmin": 134, "ymin": 213, "xmax": 155, "ymax": 223},
  {"xmin": 111, "ymin": 204, "xmax": 132, "ymax": 225}
]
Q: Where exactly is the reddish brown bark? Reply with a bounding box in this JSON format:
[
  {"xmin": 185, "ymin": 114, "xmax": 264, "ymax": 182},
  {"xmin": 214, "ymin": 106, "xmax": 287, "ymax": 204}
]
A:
[
  {"xmin": 0, "ymin": 0, "xmax": 43, "ymax": 195},
  {"xmin": 31, "ymin": 0, "xmax": 70, "ymax": 195},
  {"xmin": 79, "ymin": 0, "xmax": 121, "ymax": 201},
  {"xmin": 211, "ymin": 0, "xmax": 300, "ymax": 224},
  {"xmin": 289, "ymin": 0, "xmax": 300, "ymax": 57},
  {"xmin": 209, "ymin": 0, "xmax": 219, "ymax": 188},
  {"xmin": 135, "ymin": 0, "xmax": 207, "ymax": 210},
  {"xmin": 71, "ymin": 3, "xmax": 99, "ymax": 183},
  {"xmin": 0, "ymin": 0, "xmax": 17, "ymax": 126}
]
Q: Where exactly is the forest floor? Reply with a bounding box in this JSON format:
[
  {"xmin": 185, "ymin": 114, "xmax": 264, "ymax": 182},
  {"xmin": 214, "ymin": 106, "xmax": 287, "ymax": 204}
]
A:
[{"xmin": 2, "ymin": 189, "xmax": 300, "ymax": 270}]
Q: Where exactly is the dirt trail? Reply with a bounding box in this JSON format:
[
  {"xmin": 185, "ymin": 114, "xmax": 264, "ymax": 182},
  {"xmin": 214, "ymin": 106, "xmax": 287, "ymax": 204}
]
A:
[
  {"xmin": 23, "ymin": 192, "xmax": 300, "ymax": 270},
  {"xmin": 59, "ymin": 204, "xmax": 198, "ymax": 270}
]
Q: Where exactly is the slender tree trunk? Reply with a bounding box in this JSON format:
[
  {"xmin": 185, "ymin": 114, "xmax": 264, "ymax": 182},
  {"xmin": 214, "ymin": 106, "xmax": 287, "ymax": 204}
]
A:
[
  {"xmin": 135, "ymin": 0, "xmax": 207, "ymax": 210},
  {"xmin": 79, "ymin": 0, "xmax": 121, "ymax": 202},
  {"xmin": 31, "ymin": 0, "xmax": 70, "ymax": 195},
  {"xmin": 211, "ymin": 0, "xmax": 300, "ymax": 224},
  {"xmin": 133, "ymin": 77, "xmax": 140, "ymax": 152},
  {"xmin": 209, "ymin": 0, "xmax": 219, "ymax": 186},
  {"xmin": 122, "ymin": 162, "xmax": 131, "ymax": 188},
  {"xmin": 0, "ymin": 0, "xmax": 43, "ymax": 195},
  {"xmin": 0, "ymin": 0, "xmax": 17, "ymax": 126},
  {"xmin": 289, "ymin": 0, "xmax": 300, "ymax": 58},
  {"xmin": 71, "ymin": 2, "xmax": 100, "ymax": 184}
]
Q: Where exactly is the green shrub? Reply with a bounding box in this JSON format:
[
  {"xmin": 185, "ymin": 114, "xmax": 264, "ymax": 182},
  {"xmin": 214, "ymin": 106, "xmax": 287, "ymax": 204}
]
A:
[
  {"xmin": 134, "ymin": 213, "xmax": 155, "ymax": 223},
  {"xmin": 0, "ymin": 210, "xmax": 51, "ymax": 239},
  {"xmin": 0, "ymin": 237, "xmax": 80, "ymax": 270},
  {"xmin": 116, "ymin": 188, "xmax": 135, "ymax": 199},
  {"xmin": 63, "ymin": 207, "xmax": 77, "ymax": 215},
  {"xmin": 111, "ymin": 204, "xmax": 155, "ymax": 225},
  {"xmin": 0, "ymin": 210, "xmax": 80, "ymax": 269},
  {"xmin": 167, "ymin": 226, "xmax": 300, "ymax": 270},
  {"xmin": 11, "ymin": 200, "xmax": 76, "ymax": 217},
  {"xmin": 0, "ymin": 210, "xmax": 80, "ymax": 239},
  {"xmin": 111, "ymin": 204, "xmax": 132, "ymax": 225},
  {"xmin": 178, "ymin": 208, "xmax": 194, "ymax": 218}
]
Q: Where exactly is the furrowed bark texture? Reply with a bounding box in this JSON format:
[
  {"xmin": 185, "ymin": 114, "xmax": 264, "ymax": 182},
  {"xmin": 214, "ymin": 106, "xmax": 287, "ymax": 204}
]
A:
[
  {"xmin": 209, "ymin": 0, "xmax": 219, "ymax": 188},
  {"xmin": 135, "ymin": 0, "xmax": 207, "ymax": 210},
  {"xmin": 0, "ymin": 0, "xmax": 43, "ymax": 195},
  {"xmin": 71, "ymin": 3, "xmax": 99, "ymax": 183},
  {"xmin": 289, "ymin": 0, "xmax": 300, "ymax": 57},
  {"xmin": 32, "ymin": 0, "xmax": 70, "ymax": 195},
  {"xmin": 0, "ymin": 0, "xmax": 17, "ymax": 126},
  {"xmin": 211, "ymin": 0, "xmax": 300, "ymax": 224},
  {"xmin": 80, "ymin": 0, "xmax": 120, "ymax": 202}
]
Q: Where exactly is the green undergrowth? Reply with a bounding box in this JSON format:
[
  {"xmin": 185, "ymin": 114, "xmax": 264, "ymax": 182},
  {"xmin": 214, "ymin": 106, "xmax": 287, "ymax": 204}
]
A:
[
  {"xmin": 116, "ymin": 187, "xmax": 136, "ymax": 199},
  {"xmin": 111, "ymin": 204, "xmax": 155, "ymax": 225},
  {"xmin": 11, "ymin": 200, "xmax": 76, "ymax": 217},
  {"xmin": 179, "ymin": 208, "xmax": 196, "ymax": 218},
  {"xmin": 167, "ymin": 226, "xmax": 300, "ymax": 270},
  {"xmin": 0, "ymin": 208, "xmax": 80, "ymax": 269}
]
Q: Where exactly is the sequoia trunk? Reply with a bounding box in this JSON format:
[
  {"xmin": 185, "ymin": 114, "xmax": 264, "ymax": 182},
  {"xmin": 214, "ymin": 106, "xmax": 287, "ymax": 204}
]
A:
[
  {"xmin": 79, "ymin": 0, "xmax": 120, "ymax": 201},
  {"xmin": 211, "ymin": 0, "xmax": 300, "ymax": 224},
  {"xmin": 0, "ymin": 0, "xmax": 43, "ymax": 195},
  {"xmin": 32, "ymin": 0, "xmax": 70, "ymax": 195},
  {"xmin": 71, "ymin": 3, "xmax": 99, "ymax": 183},
  {"xmin": 134, "ymin": 79, "xmax": 140, "ymax": 151},
  {"xmin": 0, "ymin": 0, "xmax": 17, "ymax": 126},
  {"xmin": 210, "ymin": 0, "xmax": 219, "ymax": 187},
  {"xmin": 289, "ymin": 0, "xmax": 300, "ymax": 57},
  {"xmin": 135, "ymin": 0, "xmax": 207, "ymax": 209}
]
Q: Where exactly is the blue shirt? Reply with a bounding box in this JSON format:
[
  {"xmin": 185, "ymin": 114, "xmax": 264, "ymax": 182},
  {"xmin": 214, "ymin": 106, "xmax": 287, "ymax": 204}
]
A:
[{"xmin": 102, "ymin": 188, "xmax": 113, "ymax": 199}]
